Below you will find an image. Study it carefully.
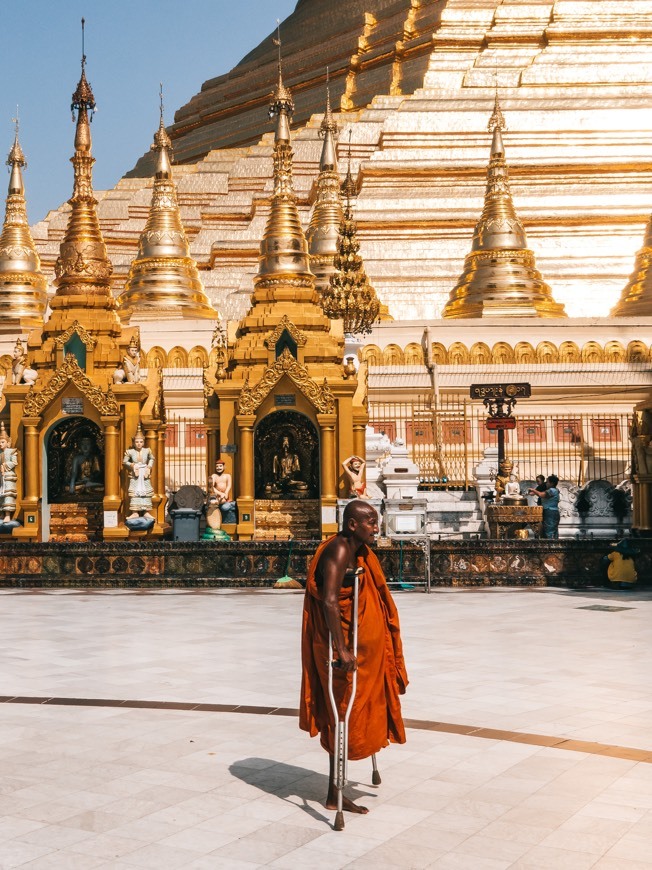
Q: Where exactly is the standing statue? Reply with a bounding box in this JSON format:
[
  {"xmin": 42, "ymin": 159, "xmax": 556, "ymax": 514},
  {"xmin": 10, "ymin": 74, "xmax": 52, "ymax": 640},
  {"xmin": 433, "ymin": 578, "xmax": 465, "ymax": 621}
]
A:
[
  {"xmin": 0, "ymin": 422, "xmax": 18, "ymax": 526},
  {"xmin": 342, "ymin": 455, "xmax": 369, "ymax": 499},
  {"xmin": 123, "ymin": 424, "xmax": 155, "ymax": 521},
  {"xmin": 69, "ymin": 435, "xmax": 104, "ymax": 495},
  {"xmin": 11, "ymin": 338, "xmax": 26, "ymax": 385},
  {"xmin": 114, "ymin": 336, "xmax": 142, "ymax": 385}
]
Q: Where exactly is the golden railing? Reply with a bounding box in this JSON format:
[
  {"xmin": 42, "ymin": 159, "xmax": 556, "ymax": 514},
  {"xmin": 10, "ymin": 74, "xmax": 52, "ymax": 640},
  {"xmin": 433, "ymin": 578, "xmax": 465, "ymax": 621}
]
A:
[{"xmin": 369, "ymin": 396, "xmax": 631, "ymax": 489}]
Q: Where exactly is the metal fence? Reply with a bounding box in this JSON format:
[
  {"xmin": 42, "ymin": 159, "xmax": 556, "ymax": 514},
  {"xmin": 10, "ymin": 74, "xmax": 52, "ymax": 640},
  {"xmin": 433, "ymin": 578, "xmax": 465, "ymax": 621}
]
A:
[
  {"xmin": 164, "ymin": 414, "xmax": 208, "ymax": 492},
  {"xmin": 369, "ymin": 395, "xmax": 631, "ymax": 488}
]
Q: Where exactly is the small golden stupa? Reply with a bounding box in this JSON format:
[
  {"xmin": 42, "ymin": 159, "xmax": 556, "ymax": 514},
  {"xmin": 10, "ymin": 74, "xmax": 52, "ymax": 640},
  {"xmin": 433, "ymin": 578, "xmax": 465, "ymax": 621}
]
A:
[
  {"xmin": 0, "ymin": 122, "xmax": 47, "ymax": 331},
  {"xmin": 307, "ymin": 78, "xmax": 344, "ymax": 297},
  {"xmin": 117, "ymin": 91, "xmax": 216, "ymax": 321},
  {"xmin": 611, "ymin": 213, "xmax": 652, "ymax": 316},
  {"xmin": 209, "ymin": 48, "xmax": 367, "ymax": 540},
  {"xmin": 442, "ymin": 95, "xmax": 566, "ymax": 319}
]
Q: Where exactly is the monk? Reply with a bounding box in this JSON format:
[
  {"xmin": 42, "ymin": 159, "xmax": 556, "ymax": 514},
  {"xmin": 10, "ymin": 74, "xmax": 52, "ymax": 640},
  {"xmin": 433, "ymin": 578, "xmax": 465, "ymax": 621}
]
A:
[{"xmin": 300, "ymin": 500, "xmax": 408, "ymax": 814}]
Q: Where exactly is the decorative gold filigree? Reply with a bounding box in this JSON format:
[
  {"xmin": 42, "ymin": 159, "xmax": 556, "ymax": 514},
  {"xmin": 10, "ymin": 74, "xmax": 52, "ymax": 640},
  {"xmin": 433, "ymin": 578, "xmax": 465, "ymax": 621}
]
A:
[
  {"xmin": 53, "ymin": 320, "xmax": 97, "ymax": 350},
  {"xmin": 263, "ymin": 315, "xmax": 307, "ymax": 350},
  {"xmin": 22, "ymin": 353, "xmax": 118, "ymax": 417},
  {"xmin": 237, "ymin": 347, "xmax": 335, "ymax": 415}
]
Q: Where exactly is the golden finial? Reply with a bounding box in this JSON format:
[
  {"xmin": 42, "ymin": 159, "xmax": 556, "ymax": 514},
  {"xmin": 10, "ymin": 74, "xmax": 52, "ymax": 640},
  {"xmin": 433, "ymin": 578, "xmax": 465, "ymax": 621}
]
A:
[
  {"xmin": 269, "ymin": 21, "xmax": 294, "ymax": 140},
  {"xmin": 442, "ymin": 95, "xmax": 565, "ymax": 319},
  {"xmin": 71, "ymin": 18, "xmax": 96, "ymax": 121},
  {"xmin": 152, "ymin": 82, "xmax": 173, "ymax": 159},
  {"xmin": 7, "ymin": 111, "xmax": 26, "ymax": 172},
  {"xmin": 340, "ymin": 130, "xmax": 357, "ymax": 201}
]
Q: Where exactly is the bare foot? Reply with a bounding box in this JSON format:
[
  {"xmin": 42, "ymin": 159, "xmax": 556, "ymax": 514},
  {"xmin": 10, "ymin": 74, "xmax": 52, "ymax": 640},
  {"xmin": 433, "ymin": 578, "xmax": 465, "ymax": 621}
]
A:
[{"xmin": 326, "ymin": 793, "xmax": 369, "ymax": 814}]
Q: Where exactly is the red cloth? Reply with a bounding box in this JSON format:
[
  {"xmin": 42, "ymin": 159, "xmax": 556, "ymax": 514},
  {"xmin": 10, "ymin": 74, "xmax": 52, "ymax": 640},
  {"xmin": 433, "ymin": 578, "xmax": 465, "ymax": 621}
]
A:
[{"xmin": 299, "ymin": 537, "xmax": 408, "ymax": 760}]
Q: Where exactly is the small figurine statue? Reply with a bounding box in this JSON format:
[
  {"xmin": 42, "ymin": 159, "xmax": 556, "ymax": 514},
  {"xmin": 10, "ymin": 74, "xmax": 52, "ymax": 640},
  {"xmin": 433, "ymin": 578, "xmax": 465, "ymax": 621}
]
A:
[
  {"xmin": 11, "ymin": 338, "xmax": 26, "ymax": 385},
  {"xmin": 123, "ymin": 424, "xmax": 155, "ymax": 521},
  {"xmin": 342, "ymin": 455, "xmax": 369, "ymax": 499},
  {"xmin": 272, "ymin": 436, "xmax": 304, "ymax": 493},
  {"xmin": 0, "ymin": 421, "xmax": 19, "ymax": 526},
  {"xmin": 69, "ymin": 435, "xmax": 104, "ymax": 495},
  {"xmin": 114, "ymin": 335, "xmax": 141, "ymax": 385},
  {"xmin": 504, "ymin": 475, "xmax": 521, "ymax": 498},
  {"xmin": 494, "ymin": 458, "xmax": 514, "ymax": 499},
  {"xmin": 208, "ymin": 458, "xmax": 237, "ymax": 524}
]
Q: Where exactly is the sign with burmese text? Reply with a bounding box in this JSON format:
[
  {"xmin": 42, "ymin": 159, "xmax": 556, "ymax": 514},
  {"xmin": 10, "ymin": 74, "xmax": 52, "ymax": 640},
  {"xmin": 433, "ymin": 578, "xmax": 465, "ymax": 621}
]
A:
[{"xmin": 469, "ymin": 383, "xmax": 531, "ymax": 401}]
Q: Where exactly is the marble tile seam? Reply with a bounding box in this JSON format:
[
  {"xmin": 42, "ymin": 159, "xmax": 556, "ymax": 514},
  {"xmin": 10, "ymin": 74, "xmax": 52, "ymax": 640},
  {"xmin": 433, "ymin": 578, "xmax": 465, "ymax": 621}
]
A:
[{"xmin": 1, "ymin": 696, "xmax": 650, "ymax": 764}]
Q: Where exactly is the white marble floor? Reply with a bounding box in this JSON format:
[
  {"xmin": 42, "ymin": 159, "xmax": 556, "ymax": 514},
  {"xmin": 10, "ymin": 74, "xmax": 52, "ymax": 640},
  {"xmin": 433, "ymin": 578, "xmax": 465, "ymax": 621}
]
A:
[{"xmin": 0, "ymin": 586, "xmax": 651, "ymax": 869}]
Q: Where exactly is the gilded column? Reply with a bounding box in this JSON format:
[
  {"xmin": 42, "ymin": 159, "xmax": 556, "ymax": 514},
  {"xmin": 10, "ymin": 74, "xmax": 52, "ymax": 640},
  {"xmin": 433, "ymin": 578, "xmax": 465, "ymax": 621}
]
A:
[
  {"xmin": 317, "ymin": 413, "xmax": 337, "ymax": 501},
  {"xmin": 101, "ymin": 415, "xmax": 121, "ymax": 510},
  {"xmin": 352, "ymin": 422, "xmax": 366, "ymax": 470},
  {"xmin": 236, "ymin": 414, "xmax": 256, "ymax": 539},
  {"xmin": 22, "ymin": 417, "xmax": 40, "ymax": 509},
  {"xmin": 157, "ymin": 427, "xmax": 166, "ymax": 514}
]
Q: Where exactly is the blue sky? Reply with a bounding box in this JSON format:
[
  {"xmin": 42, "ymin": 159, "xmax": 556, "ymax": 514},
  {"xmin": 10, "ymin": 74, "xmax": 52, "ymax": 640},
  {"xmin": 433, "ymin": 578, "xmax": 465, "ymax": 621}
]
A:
[{"xmin": 0, "ymin": 0, "xmax": 296, "ymax": 222}]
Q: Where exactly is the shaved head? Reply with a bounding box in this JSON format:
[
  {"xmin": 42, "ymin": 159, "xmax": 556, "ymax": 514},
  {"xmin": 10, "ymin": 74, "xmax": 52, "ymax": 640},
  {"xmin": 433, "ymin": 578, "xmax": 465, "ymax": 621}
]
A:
[{"xmin": 342, "ymin": 499, "xmax": 377, "ymax": 527}]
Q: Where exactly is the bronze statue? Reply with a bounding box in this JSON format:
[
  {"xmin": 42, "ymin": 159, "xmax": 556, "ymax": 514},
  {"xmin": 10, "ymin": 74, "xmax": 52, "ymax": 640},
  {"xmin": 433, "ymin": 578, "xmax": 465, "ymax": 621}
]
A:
[
  {"xmin": 69, "ymin": 435, "xmax": 103, "ymax": 495},
  {"xmin": 494, "ymin": 458, "xmax": 514, "ymax": 499},
  {"xmin": 272, "ymin": 436, "xmax": 304, "ymax": 493}
]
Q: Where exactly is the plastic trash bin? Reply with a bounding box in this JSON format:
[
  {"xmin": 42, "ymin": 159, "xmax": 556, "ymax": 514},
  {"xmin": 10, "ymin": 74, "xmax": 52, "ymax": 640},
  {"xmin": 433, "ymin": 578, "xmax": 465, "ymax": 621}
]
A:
[{"xmin": 171, "ymin": 508, "xmax": 202, "ymax": 542}]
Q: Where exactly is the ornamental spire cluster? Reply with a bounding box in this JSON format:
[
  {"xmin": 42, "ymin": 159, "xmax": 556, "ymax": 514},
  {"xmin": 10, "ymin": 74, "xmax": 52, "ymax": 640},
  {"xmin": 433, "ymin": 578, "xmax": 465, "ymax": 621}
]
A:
[
  {"xmin": 442, "ymin": 93, "xmax": 566, "ymax": 319},
  {"xmin": 0, "ymin": 119, "xmax": 47, "ymax": 329},
  {"xmin": 321, "ymin": 141, "xmax": 380, "ymax": 336},
  {"xmin": 117, "ymin": 87, "xmax": 216, "ymax": 320}
]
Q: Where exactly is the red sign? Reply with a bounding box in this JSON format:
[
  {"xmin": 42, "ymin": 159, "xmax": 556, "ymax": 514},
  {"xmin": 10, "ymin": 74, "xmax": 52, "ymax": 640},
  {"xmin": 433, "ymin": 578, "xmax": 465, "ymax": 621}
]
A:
[{"xmin": 486, "ymin": 417, "xmax": 516, "ymax": 431}]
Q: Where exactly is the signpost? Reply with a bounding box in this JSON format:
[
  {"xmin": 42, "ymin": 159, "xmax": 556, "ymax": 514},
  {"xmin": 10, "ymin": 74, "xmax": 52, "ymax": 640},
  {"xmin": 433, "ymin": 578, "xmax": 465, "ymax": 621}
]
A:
[{"xmin": 469, "ymin": 383, "xmax": 531, "ymax": 465}]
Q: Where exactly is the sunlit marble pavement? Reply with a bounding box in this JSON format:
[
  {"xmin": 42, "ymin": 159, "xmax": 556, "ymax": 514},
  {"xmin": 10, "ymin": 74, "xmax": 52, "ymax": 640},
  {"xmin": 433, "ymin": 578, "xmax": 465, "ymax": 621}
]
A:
[{"xmin": 0, "ymin": 586, "xmax": 651, "ymax": 869}]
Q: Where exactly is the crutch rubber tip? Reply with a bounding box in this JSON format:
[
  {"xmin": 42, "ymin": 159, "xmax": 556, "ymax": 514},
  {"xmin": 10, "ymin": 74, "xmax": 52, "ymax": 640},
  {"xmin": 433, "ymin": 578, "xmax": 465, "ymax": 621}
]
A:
[
  {"xmin": 334, "ymin": 811, "xmax": 345, "ymax": 831},
  {"xmin": 372, "ymin": 770, "xmax": 382, "ymax": 785}
]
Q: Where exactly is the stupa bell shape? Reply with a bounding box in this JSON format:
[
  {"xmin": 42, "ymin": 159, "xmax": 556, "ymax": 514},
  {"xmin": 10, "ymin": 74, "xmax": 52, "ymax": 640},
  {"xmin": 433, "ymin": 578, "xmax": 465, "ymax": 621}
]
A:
[
  {"xmin": 257, "ymin": 71, "xmax": 313, "ymax": 280},
  {"xmin": 117, "ymin": 108, "xmax": 216, "ymax": 320},
  {"xmin": 611, "ymin": 214, "xmax": 652, "ymax": 316},
  {"xmin": 442, "ymin": 96, "xmax": 566, "ymax": 319},
  {"xmin": 0, "ymin": 127, "xmax": 47, "ymax": 330},
  {"xmin": 307, "ymin": 84, "xmax": 344, "ymax": 297}
]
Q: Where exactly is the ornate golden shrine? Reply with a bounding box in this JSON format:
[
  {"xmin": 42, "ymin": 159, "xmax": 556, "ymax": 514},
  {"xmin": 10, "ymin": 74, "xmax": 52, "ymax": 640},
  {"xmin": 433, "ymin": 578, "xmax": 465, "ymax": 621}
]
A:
[
  {"xmin": 205, "ymin": 67, "xmax": 367, "ymax": 540},
  {"xmin": 0, "ymin": 52, "xmax": 166, "ymax": 542}
]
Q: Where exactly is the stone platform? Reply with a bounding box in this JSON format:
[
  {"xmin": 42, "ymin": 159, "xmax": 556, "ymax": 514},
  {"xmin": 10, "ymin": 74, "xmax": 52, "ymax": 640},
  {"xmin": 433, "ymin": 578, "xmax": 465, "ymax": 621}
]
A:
[{"xmin": 0, "ymin": 539, "xmax": 650, "ymax": 589}]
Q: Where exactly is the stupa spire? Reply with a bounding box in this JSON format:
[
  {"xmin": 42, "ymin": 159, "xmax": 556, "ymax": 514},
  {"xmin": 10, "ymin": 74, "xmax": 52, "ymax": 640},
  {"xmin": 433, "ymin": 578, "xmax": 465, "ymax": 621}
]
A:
[
  {"xmin": 610, "ymin": 215, "xmax": 652, "ymax": 315},
  {"xmin": 307, "ymin": 70, "xmax": 344, "ymax": 296},
  {"xmin": 52, "ymin": 19, "xmax": 114, "ymax": 305},
  {"xmin": 321, "ymin": 136, "xmax": 380, "ymax": 336},
  {"xmin": 117, "ymin": 85, "xmax": 216, "ymax": 320},
  {"xmin": 442, "ymin": 93, "xmax": 566, "ymax": 318},
  {"xmin": 257, "ymin": 24, "xmax": 312, "ymax": 279},
  {"xmin": 0, "ymin": 115, "xmax": 47, "ymax": 330}
]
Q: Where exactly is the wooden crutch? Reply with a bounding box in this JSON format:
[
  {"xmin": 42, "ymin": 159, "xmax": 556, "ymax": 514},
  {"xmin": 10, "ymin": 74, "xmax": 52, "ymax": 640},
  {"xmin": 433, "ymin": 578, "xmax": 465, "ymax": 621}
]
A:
[{"xmin": 327, "ymin": 566, "xmax": 362, "ymax": 831}]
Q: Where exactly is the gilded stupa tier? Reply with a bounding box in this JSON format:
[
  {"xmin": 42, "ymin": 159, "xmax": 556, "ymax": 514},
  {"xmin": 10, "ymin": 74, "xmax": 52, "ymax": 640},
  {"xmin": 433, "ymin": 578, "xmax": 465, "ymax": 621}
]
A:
[
  {"xmin": 443, "ymin": 96, "xmax": 566, "ymax": 320},
  {"xmin": 117, "ymin": 106, "xmax": 216, "ymax": 321},
  {"xmin": 231, "ymin": 67, "xmax": 343, "ymax": 377},
  {"xmin": 33, "ymin": 0, "xmax": 652, "ymax": 321},
  {"xmin": 307, "ymin": 84, "xmax": 344, "ymax": 298},
  {"xmin": 0, "ymin": 126, "xmax": 47, "ymax": 331},
  {"xmin": 611, "ymin": 215, "xmax": 652, "ymax": 317}
]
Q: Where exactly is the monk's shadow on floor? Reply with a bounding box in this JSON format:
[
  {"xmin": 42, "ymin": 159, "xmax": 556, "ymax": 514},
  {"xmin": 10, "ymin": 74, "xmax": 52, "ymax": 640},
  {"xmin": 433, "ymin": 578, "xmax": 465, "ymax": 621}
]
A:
[{"xmin": 229, "ymin": 758, "xmax": 376, "ymax": 827}]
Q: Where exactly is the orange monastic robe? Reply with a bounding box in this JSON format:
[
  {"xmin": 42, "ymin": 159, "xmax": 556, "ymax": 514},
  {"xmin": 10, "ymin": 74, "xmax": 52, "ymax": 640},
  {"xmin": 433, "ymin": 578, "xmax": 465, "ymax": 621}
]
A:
[{"xmin": 299, "ymin": 538, "xmax": 409, "ymax": 760}]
